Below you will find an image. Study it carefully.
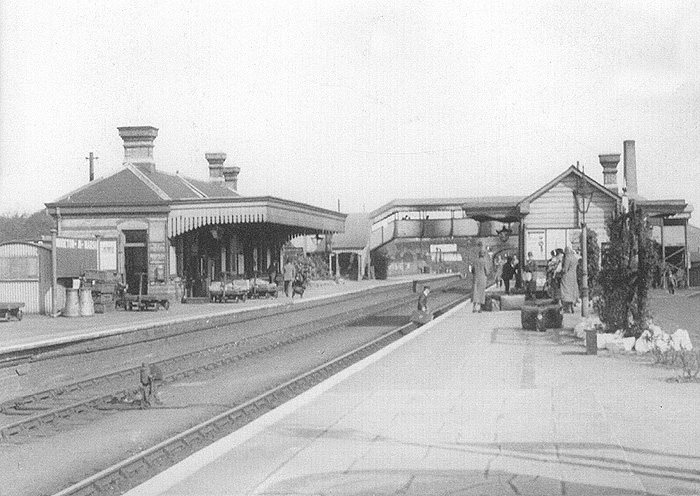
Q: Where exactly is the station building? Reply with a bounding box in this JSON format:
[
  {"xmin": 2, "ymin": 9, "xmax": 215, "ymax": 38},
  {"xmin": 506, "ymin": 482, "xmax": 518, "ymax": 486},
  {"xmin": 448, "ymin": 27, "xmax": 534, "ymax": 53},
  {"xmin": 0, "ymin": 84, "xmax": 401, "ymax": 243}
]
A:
[
  {"xmin": 318, "ymin": 141, "xmax": 693, "ymax": 284},
  {"xmin": 45, "ymin": 126, "xmax": 346, "ymax": 299}
]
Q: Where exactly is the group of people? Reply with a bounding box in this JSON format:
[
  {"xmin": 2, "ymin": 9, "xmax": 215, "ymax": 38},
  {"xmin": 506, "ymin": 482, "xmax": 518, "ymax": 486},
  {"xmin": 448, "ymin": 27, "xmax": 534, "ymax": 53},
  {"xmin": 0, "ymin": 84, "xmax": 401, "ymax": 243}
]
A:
[
  {"xmin": 266, "ymin": 260, "xmax": 305, "ymax": 297},
  {"xmin": 492, "ymin": 252, "xmax": 538, "ymax": 298},
  {"xmin": 470, "ymin": 246, "xmax": 582, "ymax": 313}
]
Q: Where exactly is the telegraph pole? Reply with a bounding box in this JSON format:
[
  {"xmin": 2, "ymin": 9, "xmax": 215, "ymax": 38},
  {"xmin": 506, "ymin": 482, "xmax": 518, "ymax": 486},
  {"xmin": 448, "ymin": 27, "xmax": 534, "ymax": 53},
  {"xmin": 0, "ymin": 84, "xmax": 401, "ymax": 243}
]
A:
[{"xmin": 86, "ymin": 152, "xmax": 98, "ymax": 182}]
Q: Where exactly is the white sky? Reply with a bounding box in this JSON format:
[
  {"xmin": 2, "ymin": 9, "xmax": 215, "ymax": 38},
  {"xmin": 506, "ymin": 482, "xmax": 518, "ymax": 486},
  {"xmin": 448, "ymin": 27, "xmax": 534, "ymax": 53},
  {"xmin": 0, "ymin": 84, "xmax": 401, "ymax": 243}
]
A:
[{"xmin": 1, "ymin": 1, "xmax": 699, "ymax": 218}]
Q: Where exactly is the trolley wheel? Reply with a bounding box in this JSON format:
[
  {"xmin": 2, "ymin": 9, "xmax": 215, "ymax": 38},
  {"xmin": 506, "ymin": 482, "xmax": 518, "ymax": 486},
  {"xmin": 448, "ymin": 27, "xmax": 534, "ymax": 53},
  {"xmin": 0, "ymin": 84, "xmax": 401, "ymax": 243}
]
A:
[
  {"xmin": 15, "ymin": 309, "xmax": 23, "ymax": 321},
  {"xmin": 162, "ymin": 300, "xmax": 170, "ymax": 310}
]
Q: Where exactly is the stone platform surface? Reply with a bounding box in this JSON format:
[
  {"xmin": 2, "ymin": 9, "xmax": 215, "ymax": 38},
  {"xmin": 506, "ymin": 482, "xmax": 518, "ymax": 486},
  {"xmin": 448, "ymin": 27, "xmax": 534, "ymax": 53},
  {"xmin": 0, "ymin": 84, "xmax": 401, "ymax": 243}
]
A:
[{"xmin": 125, "ymin": 300, "xmax": 700, "ymax": 496}]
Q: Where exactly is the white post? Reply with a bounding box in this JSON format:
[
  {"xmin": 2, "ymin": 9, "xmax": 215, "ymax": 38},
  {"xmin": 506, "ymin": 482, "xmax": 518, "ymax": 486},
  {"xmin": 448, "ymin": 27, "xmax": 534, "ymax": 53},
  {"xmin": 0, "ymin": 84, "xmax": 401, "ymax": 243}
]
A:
[{"xmin": 51, "ymin": 228, "xmax": 58, "ymax": 317}]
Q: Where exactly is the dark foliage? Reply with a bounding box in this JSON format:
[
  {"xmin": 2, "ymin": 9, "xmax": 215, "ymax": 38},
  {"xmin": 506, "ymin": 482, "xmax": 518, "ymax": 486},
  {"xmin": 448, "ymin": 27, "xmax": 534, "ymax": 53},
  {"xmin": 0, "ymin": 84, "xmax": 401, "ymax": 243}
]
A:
[
  {"xmin": 0, "ymin": 210, "xmax": 54, "ymax": 244},
  {"xmin": 578, "ymin": 228, "xmax": 600, "ymax": 295},
  {"xmin": 372, "ymin": 248, "xmax": 390, "ymax": 280},
  {"xmin": 595, "ymin": 202, "xmax": 659, "ymax": 337}
]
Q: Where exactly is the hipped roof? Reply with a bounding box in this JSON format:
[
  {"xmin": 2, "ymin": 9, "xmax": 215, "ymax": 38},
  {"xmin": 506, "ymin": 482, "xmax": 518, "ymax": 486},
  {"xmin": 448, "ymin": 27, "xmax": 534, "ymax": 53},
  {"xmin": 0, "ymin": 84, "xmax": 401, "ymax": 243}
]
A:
[{"xmin": 47, "ymin": 164, "xmax": 239, "ymax": 207}]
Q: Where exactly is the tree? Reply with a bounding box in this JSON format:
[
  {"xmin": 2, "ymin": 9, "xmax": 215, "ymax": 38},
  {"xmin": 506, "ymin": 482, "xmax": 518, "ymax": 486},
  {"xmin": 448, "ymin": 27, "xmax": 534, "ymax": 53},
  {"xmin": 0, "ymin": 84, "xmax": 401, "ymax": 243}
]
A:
[
  {"xmin": 0, "ymin": 210, "xmax": 54, "ymax": 244},
  {"xmin": 372, "ymin": 248, "xmax": 390, "ymax": 280},
  {"xmin": 596, "ymin": 202, "xmax": 659, "ymax": 337}
]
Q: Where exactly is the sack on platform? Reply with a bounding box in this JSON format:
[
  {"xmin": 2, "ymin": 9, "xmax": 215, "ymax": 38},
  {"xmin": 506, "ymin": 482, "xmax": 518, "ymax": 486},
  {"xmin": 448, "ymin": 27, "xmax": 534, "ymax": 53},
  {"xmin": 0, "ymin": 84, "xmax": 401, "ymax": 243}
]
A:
[{"xmin": 411, "ymin": 310, "xmax": 432, "ymax": 325}]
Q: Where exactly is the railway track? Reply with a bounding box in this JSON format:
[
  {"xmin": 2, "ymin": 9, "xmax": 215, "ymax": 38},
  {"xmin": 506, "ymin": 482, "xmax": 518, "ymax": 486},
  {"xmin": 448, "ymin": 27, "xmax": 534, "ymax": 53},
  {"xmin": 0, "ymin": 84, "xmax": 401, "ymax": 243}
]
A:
[
  {"xmin": 53, "ymin": 288, "xmax": 470, "ymax": 496},
  {"xmin": 0, "ymin": 292, "xmax": 423, "ymax": 441}
]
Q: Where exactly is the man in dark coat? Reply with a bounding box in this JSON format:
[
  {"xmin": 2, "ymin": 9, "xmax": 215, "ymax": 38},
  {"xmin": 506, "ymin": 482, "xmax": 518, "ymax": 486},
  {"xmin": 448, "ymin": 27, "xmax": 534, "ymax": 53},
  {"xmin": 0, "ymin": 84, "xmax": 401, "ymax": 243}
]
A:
[{"xmin": 501, "ymin": 256, "xmax": 515, "ymax": 294}]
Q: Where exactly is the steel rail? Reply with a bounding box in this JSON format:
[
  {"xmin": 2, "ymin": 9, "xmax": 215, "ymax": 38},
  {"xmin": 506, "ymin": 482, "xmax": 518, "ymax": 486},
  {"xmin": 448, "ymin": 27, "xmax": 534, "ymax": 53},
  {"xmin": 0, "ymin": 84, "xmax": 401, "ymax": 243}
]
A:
[
  {"xmin": 50, "ymin": 292, "xmax": 469, "ymax": 496},
  {"xmin": 0, "ymin": 290, "xmax": 431, "ymax": 440}
]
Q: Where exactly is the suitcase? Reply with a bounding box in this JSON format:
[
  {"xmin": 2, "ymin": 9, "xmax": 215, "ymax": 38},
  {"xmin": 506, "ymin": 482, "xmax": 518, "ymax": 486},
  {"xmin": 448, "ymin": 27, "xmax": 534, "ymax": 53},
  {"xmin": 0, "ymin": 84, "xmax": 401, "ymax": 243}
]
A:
[{"xmin": 521, "ymin": 303, "xmax": 563, "ymax": 331}]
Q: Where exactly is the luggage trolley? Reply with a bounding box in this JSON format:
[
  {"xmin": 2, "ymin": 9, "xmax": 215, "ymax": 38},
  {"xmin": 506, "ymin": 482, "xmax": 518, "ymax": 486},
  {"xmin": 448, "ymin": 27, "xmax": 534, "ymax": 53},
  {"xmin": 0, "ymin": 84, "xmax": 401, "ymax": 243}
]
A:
[
  {"xmin": 209, "ymin": 273, "xmax": 249, "ymax": 303},
  {"xmin": 117, "ymin": 273, "xmax": 170, "ymax": 311}
]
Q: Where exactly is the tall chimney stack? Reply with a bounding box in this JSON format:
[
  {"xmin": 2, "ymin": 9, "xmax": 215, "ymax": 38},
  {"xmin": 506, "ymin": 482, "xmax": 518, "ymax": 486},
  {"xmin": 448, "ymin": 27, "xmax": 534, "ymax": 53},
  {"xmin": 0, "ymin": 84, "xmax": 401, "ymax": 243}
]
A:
[
  {"xmin": 623, "ymin": 140, "xmax": 638, "ymax": 197},
  {"xmin": 205, "ymin": 153, "xmax": 226, "ymax": 182},
  {"xmin": 223, "ymin": 166, "xmax": 241, "ymax": 192},
  {"xmin": 118, "ymin": 126, "xmax": 158, "ymax": 173},
  {"xmin": 599, "ymin": 153, "xmax": 621, "ymax": 194}
]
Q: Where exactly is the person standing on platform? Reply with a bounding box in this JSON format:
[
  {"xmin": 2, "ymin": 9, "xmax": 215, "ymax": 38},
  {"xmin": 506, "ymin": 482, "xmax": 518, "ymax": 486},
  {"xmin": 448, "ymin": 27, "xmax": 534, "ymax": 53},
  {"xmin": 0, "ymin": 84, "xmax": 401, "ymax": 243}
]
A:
[
  {"xmin": 501, "ymin": 256, "xmax": 515, "ymax": 295},
  {"xmin": 283, "ymin": 259, "xmax": 296, "ymax": 297},
  {"xmin": 523, "ymin": 251, "xmax": 538, "ymax": 300},
  {"xmin": 267, "ymin": 261, "xmax": 278, "ymax": 284},
  {"xmin": 512, "ymin": 255, "xmax": 522, "ymax": 290},
  {"xmin": 494, "ymin": 255, "xmax": 504, "ymax": 288},
  {"xmin": 560, "ymin": 247, "xmax": 579, "ymax": 313},
  {"xmin": 666, "ymin": 267, "xmax": 677, "ymax": 294},
  {"xmin": 471, "ymin": 250, "xmax": 489, "ymax": 312}
]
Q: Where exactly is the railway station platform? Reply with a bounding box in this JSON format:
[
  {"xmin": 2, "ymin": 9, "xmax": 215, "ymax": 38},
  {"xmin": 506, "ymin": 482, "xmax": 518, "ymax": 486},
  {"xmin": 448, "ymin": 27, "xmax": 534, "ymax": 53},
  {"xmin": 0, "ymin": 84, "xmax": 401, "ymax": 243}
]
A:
[
  {"xmin": 126, "ymin": 302, "xmax": 700, "ymax": 496},
  {"xmin": 0, "ymin": 273, "xmax": 457, "ymax": 357}
]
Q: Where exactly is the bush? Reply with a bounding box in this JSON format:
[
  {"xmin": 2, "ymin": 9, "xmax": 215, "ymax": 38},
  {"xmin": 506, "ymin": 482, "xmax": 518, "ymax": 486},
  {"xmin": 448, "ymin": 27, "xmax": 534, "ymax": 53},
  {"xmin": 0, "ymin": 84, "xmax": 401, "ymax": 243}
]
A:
[
  {"xmin": 372, "ymin": 248, "xmax": 390, "ymax": 280},
  {"xmin": 596, "ymin": 202, "xmax": 660, "ymax": 337}
]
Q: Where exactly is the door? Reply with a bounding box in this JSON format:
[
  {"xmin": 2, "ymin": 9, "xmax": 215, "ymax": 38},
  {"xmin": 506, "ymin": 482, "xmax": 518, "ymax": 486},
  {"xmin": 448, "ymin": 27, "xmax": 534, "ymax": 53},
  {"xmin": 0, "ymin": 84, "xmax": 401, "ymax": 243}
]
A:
[{"xmin": 123, "ymin": 230, "xmax": 148, "ymax": 295}]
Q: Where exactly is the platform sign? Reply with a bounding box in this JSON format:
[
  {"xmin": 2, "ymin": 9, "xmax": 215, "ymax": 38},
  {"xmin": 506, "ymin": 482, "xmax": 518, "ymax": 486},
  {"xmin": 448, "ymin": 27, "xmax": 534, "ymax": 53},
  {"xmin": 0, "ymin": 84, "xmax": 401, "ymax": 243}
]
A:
[
  {"xmin": 55, "ymin": 237, "xmax": 98, "ymax": 278},
  {"xmin": 99, "ymin": 239, "xmax": 117, "ymax": 271}
]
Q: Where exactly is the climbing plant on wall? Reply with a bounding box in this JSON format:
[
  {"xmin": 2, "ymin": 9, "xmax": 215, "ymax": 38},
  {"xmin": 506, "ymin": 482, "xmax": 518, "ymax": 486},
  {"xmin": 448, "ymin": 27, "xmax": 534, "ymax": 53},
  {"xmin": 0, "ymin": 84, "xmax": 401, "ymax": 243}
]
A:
[{"xmin": 596, "ymin": 202, "xmax": 660, "ymax": 337}]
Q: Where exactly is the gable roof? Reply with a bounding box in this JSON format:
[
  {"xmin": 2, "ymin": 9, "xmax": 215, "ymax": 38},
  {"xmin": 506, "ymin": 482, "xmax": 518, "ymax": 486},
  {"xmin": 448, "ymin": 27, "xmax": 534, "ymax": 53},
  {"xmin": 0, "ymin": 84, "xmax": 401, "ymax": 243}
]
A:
[{"xmin": 519, "ymin": 165, "xmax": 619, "ymax": 206}]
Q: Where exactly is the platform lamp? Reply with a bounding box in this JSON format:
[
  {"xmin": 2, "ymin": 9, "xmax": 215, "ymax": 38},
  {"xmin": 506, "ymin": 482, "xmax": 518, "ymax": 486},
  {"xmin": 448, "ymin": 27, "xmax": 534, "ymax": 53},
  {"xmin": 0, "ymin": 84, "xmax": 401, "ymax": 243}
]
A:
[
  {"xmin": 496, "ymin": 224, "xmax": 513, "ymax": 243},
  {"xmin": 573, "ymin": 162, "xmax": 594, "ymax": 318}
]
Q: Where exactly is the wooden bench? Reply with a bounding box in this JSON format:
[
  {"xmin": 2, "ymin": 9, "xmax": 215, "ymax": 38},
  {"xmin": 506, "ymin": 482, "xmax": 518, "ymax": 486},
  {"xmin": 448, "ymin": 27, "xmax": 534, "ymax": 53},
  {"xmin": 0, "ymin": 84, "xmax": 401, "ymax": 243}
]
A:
[{"xmin": 0, "ymin": 302, "xmax": 25, "ymax": 321}]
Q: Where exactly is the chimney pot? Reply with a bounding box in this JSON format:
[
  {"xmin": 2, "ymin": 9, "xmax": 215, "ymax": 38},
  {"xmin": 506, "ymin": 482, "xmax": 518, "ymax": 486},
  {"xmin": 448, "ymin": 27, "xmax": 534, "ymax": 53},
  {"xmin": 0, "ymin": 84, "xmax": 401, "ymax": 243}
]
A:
[
  {"xmin": 599, "ymin": 153, "xmax": 621, "ymax": 194},
  {"xmin": 118, "ymin": 126, "xmax": 158, "ymax": 173},
  {"xmin": 223, "ymin": 166, "xmax": 241, "ymax": 192},
  {"xmin": 205, "ymin": 152, "xmax": 227, "ymax": 182}
]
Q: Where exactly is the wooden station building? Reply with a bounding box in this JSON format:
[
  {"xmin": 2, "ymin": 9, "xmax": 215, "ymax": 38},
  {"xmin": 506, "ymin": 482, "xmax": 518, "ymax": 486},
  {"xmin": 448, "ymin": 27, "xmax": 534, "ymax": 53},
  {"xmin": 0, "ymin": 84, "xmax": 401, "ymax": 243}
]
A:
[
  {"xmin": 363, "ymin": 140, "xmax": 692, "ymax": 283},
  {"xmin": 45, "ymin": 126, "xmax": 346, "ymax": 299}
]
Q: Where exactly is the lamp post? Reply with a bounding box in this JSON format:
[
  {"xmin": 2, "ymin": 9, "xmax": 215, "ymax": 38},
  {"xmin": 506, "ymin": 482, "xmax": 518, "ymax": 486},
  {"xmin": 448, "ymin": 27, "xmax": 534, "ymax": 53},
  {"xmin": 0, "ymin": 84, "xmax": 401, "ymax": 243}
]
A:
[{"xmin": 573, "ymin": 162, "xmax": 594, "ymax": 318}]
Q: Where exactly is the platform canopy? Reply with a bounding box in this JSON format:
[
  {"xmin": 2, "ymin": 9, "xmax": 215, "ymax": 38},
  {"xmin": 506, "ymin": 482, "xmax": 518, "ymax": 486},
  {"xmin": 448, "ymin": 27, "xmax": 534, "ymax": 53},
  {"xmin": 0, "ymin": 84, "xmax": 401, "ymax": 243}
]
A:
[{"xmin": 168, "ymin": 196, "xmax": 346, "ymax": 238}]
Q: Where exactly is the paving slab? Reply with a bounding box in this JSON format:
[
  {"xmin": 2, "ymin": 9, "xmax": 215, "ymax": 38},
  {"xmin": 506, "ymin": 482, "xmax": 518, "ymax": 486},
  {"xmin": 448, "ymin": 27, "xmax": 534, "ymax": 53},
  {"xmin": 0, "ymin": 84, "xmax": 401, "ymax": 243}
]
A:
[{"xmin": 125, "ymin": 301, "xmax": 700, "ymax": 496}]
